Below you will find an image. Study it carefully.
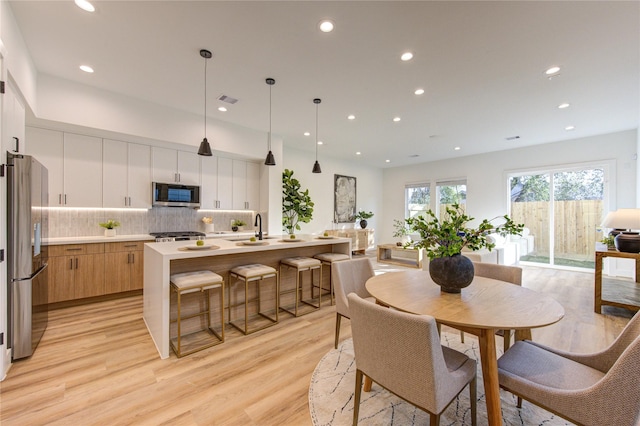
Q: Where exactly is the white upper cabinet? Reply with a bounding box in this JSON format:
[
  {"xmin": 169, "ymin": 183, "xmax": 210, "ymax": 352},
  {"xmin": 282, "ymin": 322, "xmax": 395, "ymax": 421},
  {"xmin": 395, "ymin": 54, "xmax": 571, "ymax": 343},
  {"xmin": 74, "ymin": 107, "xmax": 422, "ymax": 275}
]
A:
[
  {"xmin": 216, "ymin": 157, "xmax": 233, "ymax": 209},
  {"xmin": 26, "ymin": 129, "xmax": 102, "ymax": 207},
  {"xmin": 103, "ymin": 140, "xmax": 151, "ymax": 208},
  {"xmin": 2, "ymin": 84, "xmax": 26, "ymax": 154},
  {"xmin": 152, "ymin": 147, "xmax": 200, "ymax": 185},
  {"xmin": 63, "ymin": 133, "xmax": 103, "ymax": 208},
  {"xmin": 232, "ymin": 159, "xmax": 260, "ymax": 210},
  {"xmin": 200, "ymin": 154, "xmax": 218, "ymax": 209},
  {"xmin": 26, "ymin": 127, "xmax": 64, "ymax": 205}
]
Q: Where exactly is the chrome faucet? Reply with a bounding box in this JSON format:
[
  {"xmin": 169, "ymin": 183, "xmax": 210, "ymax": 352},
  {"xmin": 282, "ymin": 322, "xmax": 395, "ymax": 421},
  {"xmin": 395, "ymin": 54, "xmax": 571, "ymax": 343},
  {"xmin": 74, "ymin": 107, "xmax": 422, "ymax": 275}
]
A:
[{"xmin": 254, "ymin": 213, "xmax": 263, "ymax": 240}]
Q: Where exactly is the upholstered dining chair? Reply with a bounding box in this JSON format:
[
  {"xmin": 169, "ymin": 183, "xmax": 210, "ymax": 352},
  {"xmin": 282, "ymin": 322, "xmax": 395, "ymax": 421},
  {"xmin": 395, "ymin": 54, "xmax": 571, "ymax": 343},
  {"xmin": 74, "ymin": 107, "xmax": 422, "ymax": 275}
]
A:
[
  {"xmin": 498, "ymin": 312, "xmax": 640, "ymax": 426},
  {"xmin": 332, "ymin": 257, "xmax": 375, "ymax": 349},
  {"xmin": 460, "ymin": 262, "xmax": 523, "ymax": 353},
  {"xmin": 348, "ymin": 293, "xmax": 477, "ymax": 426}
]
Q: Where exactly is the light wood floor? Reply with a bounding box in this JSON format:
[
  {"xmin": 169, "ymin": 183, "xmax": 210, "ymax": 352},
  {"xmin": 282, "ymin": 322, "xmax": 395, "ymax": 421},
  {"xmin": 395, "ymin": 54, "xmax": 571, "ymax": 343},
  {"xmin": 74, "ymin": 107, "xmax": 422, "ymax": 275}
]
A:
[{"xmin": 0, "ymin": 261, "xmax": 634, "ymax": 426}]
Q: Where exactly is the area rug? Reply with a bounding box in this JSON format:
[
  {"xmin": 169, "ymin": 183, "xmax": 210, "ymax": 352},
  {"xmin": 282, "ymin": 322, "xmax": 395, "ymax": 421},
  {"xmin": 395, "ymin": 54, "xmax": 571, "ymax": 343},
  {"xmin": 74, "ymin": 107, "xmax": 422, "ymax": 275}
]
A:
[{"xmin": 309, "ymin": 332, "xmax": 573, "ymax": 425}]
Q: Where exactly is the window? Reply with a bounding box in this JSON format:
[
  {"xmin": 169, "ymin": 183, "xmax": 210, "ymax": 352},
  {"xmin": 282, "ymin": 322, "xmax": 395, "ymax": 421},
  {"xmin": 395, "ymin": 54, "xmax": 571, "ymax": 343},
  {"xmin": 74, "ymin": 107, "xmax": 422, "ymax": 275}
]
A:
[
  {"xmin": 436, "ymin": 179, "xmax": 467, "ymax": 220},
  {"xmin": 405, "ymin": 183, "xmax": 430, "ymax": 218}
]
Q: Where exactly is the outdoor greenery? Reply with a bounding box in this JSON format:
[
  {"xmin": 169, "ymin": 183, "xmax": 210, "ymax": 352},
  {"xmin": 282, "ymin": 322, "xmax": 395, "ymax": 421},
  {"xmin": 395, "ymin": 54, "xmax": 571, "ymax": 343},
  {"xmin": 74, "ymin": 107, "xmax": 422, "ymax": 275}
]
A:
[
  {"xmin": 401, "ymin": 204, "xmax": 524, "ymax": 260},
  {"xmin": 282, "ymin": 169, "xmax": 314, "ymax": 234},
  {"xmin": 510, "ymin": 169, "xmax": 604, "ymax": 202}
]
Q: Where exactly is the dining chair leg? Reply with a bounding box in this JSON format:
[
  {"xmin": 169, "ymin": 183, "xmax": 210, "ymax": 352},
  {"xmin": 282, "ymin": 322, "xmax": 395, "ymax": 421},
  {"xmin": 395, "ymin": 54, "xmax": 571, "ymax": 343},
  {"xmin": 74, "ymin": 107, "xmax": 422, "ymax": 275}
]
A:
[
  {"xmin": 363, "ymin": 375, "xmax": 372, "ymax": 392},
  {"xmin": 460, "ymin": 330, "xmax": 465, "ymax": 343},
  {"xmin": 470, "ymin": 375, "xmax": 477, "ymax": 426},
  {"xmin": 429, "ymin": 412, "xmax": 440, "ymax": 426},
  {"xmin": 517, "ymin": 396, "xmax": 523, "ymax": 408},
  {"xmin": 353, "ymin": 369, "xmax": 363, "ymax": 426},
  {"xmin": 335, "ymin": 313, "xmax": 342, "ymax": 349}
]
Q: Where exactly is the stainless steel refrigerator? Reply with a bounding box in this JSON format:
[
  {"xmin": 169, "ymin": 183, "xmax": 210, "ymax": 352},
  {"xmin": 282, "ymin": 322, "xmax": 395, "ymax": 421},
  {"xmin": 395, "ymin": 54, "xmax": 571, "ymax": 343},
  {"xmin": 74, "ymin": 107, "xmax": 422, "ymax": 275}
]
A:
[{"xmin": 7, "ymin": 152, "xmax": 49, "ymax": 360}]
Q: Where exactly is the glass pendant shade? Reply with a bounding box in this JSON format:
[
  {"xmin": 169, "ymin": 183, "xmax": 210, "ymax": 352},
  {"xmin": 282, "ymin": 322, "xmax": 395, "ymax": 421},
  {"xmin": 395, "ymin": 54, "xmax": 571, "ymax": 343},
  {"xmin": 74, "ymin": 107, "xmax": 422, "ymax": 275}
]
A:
[
  {"xmin": 198, "ymin": 137, "xmax": 212, "ymax": 156},
  {"xmin": 198, "ymin": 49, "xmax": 213, "ymax": 156},
  {"xmin": 265, "ymin": 150, "xmax": 276, "ymax": 166}
]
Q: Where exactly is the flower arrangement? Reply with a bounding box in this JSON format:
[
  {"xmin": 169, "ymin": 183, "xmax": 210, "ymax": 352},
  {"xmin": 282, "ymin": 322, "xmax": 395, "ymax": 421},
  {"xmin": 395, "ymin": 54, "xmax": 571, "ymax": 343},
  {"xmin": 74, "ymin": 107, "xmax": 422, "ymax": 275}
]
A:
[
  {"xmin": 99, "ymin": 219, "xmax": 120, "ymax": 229},
  {"xmin": 202, "ymin": 217, "xmax": 213, "ymax": 224},
  {"xmin": 402, "ymin": 204, "xmax": 523, "ymax": 260}
]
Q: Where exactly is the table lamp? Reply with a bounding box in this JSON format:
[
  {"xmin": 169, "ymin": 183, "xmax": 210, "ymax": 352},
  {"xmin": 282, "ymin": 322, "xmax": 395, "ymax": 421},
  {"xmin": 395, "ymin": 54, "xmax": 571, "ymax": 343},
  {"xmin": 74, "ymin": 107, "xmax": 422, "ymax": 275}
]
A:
[{"xmin": 600, "ymin": 209, "xmax": 640, "ymax": 253}]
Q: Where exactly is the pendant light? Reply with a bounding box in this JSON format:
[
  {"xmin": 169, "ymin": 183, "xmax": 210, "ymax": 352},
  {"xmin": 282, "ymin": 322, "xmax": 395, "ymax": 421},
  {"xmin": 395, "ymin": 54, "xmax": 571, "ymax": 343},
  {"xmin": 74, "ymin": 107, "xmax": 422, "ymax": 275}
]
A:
[
  {"xmin": 197, "ymin": 49, "xmax": 213, "ymax": 156},
  {"xmin": 312, "ymin": 98, "xmax": 322, "ymax": 173},
  {"xmin": 264, "ymin": 78, "xmax": 276, "ymax": 166}
]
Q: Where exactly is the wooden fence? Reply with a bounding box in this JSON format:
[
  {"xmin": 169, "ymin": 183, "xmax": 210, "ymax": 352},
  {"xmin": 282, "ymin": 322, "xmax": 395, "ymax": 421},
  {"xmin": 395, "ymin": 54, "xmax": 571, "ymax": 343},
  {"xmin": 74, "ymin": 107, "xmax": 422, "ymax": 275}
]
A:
[{"xmin": 510, "ymin": 200, "xmax": 603, "ymax": 256}]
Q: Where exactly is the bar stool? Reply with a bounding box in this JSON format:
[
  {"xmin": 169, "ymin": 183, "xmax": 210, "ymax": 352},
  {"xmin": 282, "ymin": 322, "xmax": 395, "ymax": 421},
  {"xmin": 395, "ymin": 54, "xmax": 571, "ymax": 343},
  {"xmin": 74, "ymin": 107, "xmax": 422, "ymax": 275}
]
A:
[
  {"xmin": 170, "ymin": 270, "xmax": 224, "ymax": 358},
  {"xmin": 314, "ymin": 253, "xmax": 350, "ymax": 306},
  {"xmin": 279, "ymin": 256, "xmax": 322, "ymax": 316},
  {"xmin": 228, "ymin": 264, "xmax": 279, "ymax": 335}
]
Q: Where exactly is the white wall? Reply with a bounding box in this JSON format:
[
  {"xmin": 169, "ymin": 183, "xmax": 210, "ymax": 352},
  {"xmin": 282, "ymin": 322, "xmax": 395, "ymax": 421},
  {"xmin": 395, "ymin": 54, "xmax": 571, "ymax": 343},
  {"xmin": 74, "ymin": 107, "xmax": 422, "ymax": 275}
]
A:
[
  {"xmin": 282, "ymin": 147, "xmax": 384, "ymax": 240},
  {"xmin": 380, "ymin": 130, "xmax": 637, "ymax": 243}
]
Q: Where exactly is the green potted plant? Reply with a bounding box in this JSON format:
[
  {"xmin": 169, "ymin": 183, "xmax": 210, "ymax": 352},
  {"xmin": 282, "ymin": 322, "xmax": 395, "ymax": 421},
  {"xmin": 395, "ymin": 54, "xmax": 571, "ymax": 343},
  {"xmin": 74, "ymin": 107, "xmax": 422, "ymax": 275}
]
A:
[
  {"xmin": 354, "ymin": 210, "xmax": 374, "ymax": 229},
  {"xmin": 404, "ymin": 204, "xmax": 523, "ymax": 293},
  {"xmin": 231, "ymin": 219, "xmax": 246, "ymax": 232},
  {"xmin": 282, "ymin": 169, "xmax": 314, "ymax": 236},
  {"xmin": 99, "ymin": 219, "xmax": 120, "ymax": 237}
]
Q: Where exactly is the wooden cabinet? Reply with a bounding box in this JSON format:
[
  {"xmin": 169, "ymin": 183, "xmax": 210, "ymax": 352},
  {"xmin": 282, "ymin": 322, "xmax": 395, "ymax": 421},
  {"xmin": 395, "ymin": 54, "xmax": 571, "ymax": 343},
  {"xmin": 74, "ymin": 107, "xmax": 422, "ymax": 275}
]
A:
[
  {"xmin": 103, "ymin": 140, "xmax": 151, "ymax": 208},
  {"xmin": 325, "ymin": 229, "xmax": 375, "ymax": 254},
  {"xmin": 232, "ymin": 159, "xmax": 260, "ymax": 210},
  {"xmin": 152, "ymin": 147, "xmax": 200, "ymax": 185},
  {"xmin": 47, "ymin": 244, "xmax": 105, "ymax": 303},
  {"xmin": 200, "ymin": 154, "xmax": 219, "ymax": 209},
  {"xmin": 594, "ymin": 249, "xmax": 640, "ymax": 313},
  {"xmin": 26, "ymin": 128, "xmax": 103, "ymax": 207},
  {"xmin": 104, "ymin": 241, "xmax": 144, "ymax": 293}
]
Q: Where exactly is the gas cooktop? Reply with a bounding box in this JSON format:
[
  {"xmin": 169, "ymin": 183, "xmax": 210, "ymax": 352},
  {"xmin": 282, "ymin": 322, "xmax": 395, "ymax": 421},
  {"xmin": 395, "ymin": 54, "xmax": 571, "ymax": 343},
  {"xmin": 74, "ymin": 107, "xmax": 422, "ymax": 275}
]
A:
[{"xmin": 150, "ymin": 231, "xmax": 206, "ymax": 242}]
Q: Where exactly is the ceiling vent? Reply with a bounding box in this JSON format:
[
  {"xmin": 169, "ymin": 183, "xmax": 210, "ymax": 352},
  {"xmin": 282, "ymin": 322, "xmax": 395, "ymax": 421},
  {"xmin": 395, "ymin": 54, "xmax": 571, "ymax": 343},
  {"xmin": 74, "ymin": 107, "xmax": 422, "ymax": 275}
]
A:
[
  {"xmin": 217, "ymin": 94, "xmax": 238, "ymax": 104},
  {"xmin": 505, "ymin": 135, "xmax": 521, "ymax": 141}
]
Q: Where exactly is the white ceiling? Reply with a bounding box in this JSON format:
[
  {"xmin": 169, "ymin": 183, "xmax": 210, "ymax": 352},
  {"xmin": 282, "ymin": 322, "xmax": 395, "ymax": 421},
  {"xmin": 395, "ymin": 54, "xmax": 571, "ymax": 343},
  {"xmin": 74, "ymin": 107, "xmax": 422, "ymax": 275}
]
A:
[{"xmin": 8, "ymin": 1, "xmax": 640, "ymax": 168}]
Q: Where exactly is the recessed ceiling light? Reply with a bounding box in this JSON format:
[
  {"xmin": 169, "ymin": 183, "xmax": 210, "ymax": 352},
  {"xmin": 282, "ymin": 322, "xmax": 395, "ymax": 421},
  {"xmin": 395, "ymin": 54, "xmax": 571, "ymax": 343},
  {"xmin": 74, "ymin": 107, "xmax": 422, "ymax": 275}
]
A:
[
  {"xmin": 558, "ymin": 103, "xmax": 570, "ymax": 109},
  {"xmin": 304, "ymin": 132, "xmax": 310, "ymax": 136},
  {"xmin": 400, "ymin": 52, "xmax": 413, "ymax": 61},
  {"xmin": 319, "ymin": 20, "xmax": 334, "ymax": 33},
  {"xmin": 414, "ymin": 88, "xmax": 425, "ymax": 95},
  {"xmin": 317, "ymin": 141, "xmax": 323, "ymax": 145},
  {"xmin": 454, "ymin": 147, "xmax": 461, "ymax": 151},
  {"xmin": 385, "ymin": 159, "xmax": 391, "ymax": 163},
  {"xmin": 79, "ymin": 65, "xmax": 94, "ymax": 73},
  {"xmin": 218, "ymin": 106, "xmax": 227, "ymax": 112},
  {"xmin": 347, "ymin": 115, "xmax": 355, "ymax": 120},
  {"xmin": 356, "ymin": 152, "xmax": 361, "ymax": 155},
  {"xmin": 74, "ymin": 0, "xmax": 95, "ymax": 12},
  {"xmin": 565, "ymin": 125, "xmax": 575, "ymax": 131},
  {"xmin": 545, "ymin": 66, "xmax": 561, "ymax": 75},
  {"xmin": 393, "ymin": 117, "xmax": 401, "ymax": 122}
]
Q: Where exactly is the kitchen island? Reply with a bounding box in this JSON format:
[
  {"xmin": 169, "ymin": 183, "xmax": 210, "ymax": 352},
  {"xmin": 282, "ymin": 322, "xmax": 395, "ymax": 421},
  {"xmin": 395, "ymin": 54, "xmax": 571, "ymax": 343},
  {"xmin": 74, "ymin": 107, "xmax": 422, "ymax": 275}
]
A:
[{"xmin": 143, "ymin": 235, "xmax": 351, "ymax": 358}]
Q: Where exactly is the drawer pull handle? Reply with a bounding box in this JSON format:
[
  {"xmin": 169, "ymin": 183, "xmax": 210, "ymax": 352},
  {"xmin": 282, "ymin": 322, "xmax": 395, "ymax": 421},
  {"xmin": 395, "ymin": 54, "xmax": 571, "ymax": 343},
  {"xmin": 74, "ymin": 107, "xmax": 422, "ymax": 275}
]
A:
[{"xmin": 66, "ymin": 248, "xmax": 82, "ymax": 251}]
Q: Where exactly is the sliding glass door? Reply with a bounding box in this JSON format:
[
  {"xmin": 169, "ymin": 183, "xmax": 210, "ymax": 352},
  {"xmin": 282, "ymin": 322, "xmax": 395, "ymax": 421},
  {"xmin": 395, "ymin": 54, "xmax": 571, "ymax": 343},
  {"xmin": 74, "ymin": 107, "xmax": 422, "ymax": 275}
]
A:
[{"xmin": 509, "ymin": 165, "xmax": 606, "ymax": 269}]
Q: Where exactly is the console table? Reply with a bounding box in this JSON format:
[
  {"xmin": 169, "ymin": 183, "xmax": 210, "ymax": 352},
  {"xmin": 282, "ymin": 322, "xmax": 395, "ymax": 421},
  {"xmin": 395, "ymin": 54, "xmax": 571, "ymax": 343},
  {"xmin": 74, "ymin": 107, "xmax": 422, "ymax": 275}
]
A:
[
  {"xmin": 377, "ymin": 244, "xmax": 424, "ymax": 268},
  {"xmin": 594, "ymin": 249, "xmax": 640, "ymax": 313},
  {"xmin": 324, "ymin": 229, "xmax": 374, "ymax": 254}
]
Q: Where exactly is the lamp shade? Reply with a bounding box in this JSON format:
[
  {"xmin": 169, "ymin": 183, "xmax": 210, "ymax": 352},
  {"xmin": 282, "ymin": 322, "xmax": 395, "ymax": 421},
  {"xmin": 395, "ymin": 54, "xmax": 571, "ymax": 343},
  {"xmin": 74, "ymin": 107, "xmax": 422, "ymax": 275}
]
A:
[{"xmin": 601, "ymin": 209, "xmax": 640, "ymax": 230}]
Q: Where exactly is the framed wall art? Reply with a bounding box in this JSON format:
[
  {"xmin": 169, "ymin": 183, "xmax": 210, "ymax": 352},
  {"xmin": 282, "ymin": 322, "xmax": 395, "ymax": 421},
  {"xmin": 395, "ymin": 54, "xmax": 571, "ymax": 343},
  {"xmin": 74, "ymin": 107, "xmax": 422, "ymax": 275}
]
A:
[{"xmin": 334, "ymin": 174, "xmax": 357, "ymax": 223}]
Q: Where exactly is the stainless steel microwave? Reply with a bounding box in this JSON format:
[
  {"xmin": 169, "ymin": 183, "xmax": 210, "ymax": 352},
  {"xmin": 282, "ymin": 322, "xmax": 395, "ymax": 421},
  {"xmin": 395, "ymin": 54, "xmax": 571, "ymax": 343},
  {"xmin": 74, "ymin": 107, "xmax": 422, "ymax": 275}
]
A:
[{"xmin": 152, "ymin": 182, "xmax": 201, "ymax": 208}]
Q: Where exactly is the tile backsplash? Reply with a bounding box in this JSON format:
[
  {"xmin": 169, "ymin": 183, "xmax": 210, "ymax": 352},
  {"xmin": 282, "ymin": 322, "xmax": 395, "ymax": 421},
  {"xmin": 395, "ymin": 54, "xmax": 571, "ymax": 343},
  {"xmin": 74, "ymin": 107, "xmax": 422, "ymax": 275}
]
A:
[{"xmin": 47, "ymin": 208, "xmax": 258, "ymax": 238}]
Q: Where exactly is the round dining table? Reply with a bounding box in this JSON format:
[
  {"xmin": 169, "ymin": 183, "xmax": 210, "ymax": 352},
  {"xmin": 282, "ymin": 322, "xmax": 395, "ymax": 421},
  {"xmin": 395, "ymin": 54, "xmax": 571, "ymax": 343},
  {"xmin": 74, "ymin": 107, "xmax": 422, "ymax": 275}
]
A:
[{"xmin": 365, "ymin": 269, "xmax": 565, "ymax": 426}]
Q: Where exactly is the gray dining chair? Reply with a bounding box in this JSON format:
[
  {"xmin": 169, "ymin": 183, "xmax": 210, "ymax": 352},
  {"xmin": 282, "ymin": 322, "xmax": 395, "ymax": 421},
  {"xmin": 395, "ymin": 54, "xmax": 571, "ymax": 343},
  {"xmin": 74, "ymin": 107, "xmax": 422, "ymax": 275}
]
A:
[
  {"xmin": 348, "ymin": 293, "xmax": 477, "ymax": 426},
  {"xmin": 332, "ymin": 257, "xmax": 376, "ymax": 349},
  {"xmin": 498, "ymin": 312, "xmax": 640, "ymax": 426},
  {"xmin": 460, "ymin": 262, "xmax": 523, "ymax": 353}
]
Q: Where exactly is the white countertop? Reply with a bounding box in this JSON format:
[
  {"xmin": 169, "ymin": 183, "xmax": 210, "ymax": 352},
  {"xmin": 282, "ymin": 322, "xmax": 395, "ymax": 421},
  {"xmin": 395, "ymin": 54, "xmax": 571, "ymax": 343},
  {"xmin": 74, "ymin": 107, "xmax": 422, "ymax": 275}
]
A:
[
  {"xmin": 45, "ymin": 234, "xmax": 155, "ymax": 245},
  {"xmin": 145, "ymin": 234, "xmax": 349, "ymax": 259}
]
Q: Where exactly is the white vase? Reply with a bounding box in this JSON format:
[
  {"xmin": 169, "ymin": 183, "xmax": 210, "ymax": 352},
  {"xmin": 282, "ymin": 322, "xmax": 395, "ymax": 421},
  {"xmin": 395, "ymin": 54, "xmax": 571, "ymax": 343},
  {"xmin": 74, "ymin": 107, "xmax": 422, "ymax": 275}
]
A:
[
  {"xmin": 205, "ymin": 224, "xmax": 215, "ymax": 233},
  {"xmin": 104, "ymin": 229, "xmax": 116, "ymax": 237}
]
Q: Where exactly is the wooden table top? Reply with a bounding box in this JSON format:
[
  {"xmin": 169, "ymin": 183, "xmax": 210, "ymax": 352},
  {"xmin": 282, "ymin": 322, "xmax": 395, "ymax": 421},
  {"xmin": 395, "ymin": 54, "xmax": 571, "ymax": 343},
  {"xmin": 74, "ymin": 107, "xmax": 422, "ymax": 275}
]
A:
[{"xmin": 366, "ymin": 270, "xmax": 565, "ymax": 331}]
